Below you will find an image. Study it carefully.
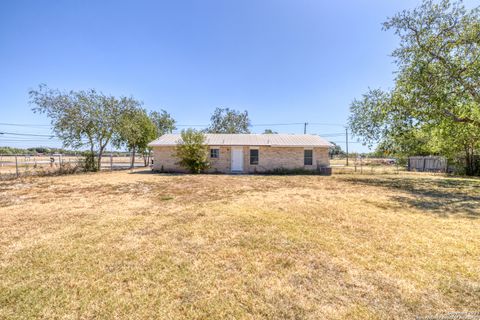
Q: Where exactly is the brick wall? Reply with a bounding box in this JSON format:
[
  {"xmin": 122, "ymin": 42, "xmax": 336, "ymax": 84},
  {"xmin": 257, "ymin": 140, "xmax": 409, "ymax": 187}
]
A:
[{"xmin": 152, "ymin": 145, "xmax": 330, "ymax": 173}]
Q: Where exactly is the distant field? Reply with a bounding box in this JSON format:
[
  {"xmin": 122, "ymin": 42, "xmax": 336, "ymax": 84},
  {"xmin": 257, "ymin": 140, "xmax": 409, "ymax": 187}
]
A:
[{"xmin": 1, "ymin": 170, "xmax": 479, "ymax": 319}]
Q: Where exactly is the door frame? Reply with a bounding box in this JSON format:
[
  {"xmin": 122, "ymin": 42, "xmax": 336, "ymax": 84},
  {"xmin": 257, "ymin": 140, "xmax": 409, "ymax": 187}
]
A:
[{"xmin": 231, "ymin": 147, "xmax": 244, "ymax": 172}]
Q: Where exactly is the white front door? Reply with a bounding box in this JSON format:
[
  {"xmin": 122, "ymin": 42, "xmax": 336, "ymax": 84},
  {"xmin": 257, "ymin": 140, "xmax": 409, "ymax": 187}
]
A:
[{"xmin": 231, "ymin": 147, "xmax": 244, "ymax": 172}]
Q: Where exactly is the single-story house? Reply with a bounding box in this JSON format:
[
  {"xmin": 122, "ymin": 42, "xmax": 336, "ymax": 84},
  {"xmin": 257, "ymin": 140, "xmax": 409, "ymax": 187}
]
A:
[{"xmin": 148, "ymin": 133, "xmax": 332, "ymax": 174}]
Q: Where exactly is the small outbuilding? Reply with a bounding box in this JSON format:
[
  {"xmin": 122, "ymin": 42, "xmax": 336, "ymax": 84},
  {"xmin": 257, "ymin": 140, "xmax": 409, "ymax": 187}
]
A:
[{"xmin": 148, "ymin": 133, "xmax": 331, "ymax": 174}]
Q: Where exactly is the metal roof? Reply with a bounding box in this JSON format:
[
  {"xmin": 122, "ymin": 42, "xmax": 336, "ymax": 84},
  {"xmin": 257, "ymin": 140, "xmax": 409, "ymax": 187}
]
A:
[{"xmin": 148, "ymin": 134, "xmax": 332, "ymax": 147}]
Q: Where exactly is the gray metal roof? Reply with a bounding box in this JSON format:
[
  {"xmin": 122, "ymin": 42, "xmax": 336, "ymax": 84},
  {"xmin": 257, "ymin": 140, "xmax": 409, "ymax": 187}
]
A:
[{"xmin": 148, "ymin": 134, "xmax": 331, "ymax": 147}]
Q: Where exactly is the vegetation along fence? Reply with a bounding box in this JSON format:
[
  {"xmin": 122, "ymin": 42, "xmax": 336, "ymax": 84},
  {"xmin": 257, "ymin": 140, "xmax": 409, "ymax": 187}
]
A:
[{"xmin": 0, "ymin": 154, "xmax": 149, "ymax": 179}]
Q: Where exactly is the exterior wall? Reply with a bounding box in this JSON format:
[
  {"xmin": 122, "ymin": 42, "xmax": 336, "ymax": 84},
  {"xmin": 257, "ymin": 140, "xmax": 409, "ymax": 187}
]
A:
[
  {"xmin": 206, "ymin": 146, "xmax": 231, "ymax": 173},
  {"xmin": 152, "ymin": 145, "xmax": 330, "ymax": 173},
  {"xmin": 244, "ymin": 146, "xmax": 329, "ymax": 173},
  {"xmin": 152, "ymin": 146, "xmax": 186, "ymax": 173}
]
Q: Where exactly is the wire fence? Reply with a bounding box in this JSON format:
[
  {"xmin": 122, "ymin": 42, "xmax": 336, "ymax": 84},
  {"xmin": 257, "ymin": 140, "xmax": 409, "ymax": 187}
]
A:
[
  {"xmin": 330, "ymin": 156, "xmax": 405, "ymax": 175},
  {"xmin": 0, "ymin": 154, "xmax": 149, "ymax": 180}
]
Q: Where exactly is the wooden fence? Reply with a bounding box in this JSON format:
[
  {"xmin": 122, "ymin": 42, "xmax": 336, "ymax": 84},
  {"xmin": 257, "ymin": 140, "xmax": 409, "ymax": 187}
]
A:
[{"xmin": 407, "ymin": 156, "xmax": 447, "ymax": 172}]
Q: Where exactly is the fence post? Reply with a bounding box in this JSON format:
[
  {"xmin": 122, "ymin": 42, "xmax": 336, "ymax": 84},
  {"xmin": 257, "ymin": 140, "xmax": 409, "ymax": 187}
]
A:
[
  {"xmin": 110, "ymin": 154, "xmax": 113, "ymax": 171},
  {"xmin": 15, "ymin": 155, "xmax": 19, "ymax": 178}
]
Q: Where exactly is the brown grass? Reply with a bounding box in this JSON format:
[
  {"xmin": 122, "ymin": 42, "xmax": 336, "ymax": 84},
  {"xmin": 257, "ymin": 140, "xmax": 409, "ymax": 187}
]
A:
[{"xmin": 1, "ymin": 170, "xmax": 479, "ymax": 319}]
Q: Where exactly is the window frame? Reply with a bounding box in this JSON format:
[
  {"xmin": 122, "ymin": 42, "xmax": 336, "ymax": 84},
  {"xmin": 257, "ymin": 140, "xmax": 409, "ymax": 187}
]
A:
[
  {"xmin": 304, "ymin": 149, "xmax": 313, "ymax": 166},
  {"xmin": 249, "ymin": 148, "xmax": 259, "ymax": 165},
  {"xmin": 210, "ymin": 148, "xmax": 220, "ymax": 159}
]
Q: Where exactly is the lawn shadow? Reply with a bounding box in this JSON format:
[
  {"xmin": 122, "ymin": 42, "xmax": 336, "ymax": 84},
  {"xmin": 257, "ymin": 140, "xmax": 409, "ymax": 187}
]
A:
[
  {"xmin": 128, "ymin": 169, "xmax": 184, "ymax": 176},
  {"xmin": 342, "ymin": 175, "xmax": 480, "ymax": 218}
]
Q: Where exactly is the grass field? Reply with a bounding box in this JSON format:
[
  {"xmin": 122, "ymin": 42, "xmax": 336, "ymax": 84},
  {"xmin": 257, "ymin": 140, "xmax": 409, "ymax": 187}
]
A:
[{"xmin": 1, "ymin": 170, "xmax": 479, "ymax": 319}]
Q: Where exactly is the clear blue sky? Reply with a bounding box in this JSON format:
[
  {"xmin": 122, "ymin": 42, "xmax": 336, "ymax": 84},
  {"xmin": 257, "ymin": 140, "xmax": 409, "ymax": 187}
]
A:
[{"xmin": 1, "ymin": 0, "xmax": 477, "ymax": 151}]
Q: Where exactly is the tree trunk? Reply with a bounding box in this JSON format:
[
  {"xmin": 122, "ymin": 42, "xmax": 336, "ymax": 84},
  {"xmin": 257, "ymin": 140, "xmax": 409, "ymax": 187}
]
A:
[
  {"xmin": 147, "ymin": 149, "xmax": 151, "ymax": 167},
  {"xmin": 97, "ymin": 147, "xmax": 105, "ymax": 172},
  {"xmin": 88, "ymin": 145, "xmax": 96, "ymax": 172},
  {"xmin": 466, "ymin": 147, "xmax": 474, "ymax": 176},
  {"xmin": 131, "ymin": 147, "xmax": 136, "ymax": 169}
]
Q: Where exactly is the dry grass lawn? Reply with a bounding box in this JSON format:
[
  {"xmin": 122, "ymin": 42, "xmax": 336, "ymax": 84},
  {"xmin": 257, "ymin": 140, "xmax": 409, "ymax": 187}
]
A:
[{"xmin": 0, "ymin": 170, "xmax": 479, "ymax": 319}]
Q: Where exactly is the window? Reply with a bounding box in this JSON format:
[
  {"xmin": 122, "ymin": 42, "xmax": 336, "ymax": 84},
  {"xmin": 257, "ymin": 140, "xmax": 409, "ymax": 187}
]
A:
[
  {"xmin": 304, "ymin": 149, "xmax": 313, "ymax": 165},
  {"xmin": 250, "ymin": 149, "xmax": 259, "ymax": 165},
  {"xmin": 210, "ymin": 148, "xmax": 219, "ymax": 158}
]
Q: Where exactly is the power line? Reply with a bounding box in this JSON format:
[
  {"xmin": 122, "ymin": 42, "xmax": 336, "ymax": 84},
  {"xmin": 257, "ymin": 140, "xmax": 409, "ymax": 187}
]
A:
[
  {"xmin": 0, "ymin": 122, "xmax": 52, "ymax": 127},
  {"xmin": 251, "ymin": 122, "xmax": 305, "ymax": 126},
  {"xmin": 308, "ymin": 123, "xmax": 345, "ymax": 127},
  {"xmin": 329, "ymin": 141, "xmax": 362, "ymax": 144},
  {"xmin": 0, "ymin": 131, "xmax": 55, "ymax": 137}
]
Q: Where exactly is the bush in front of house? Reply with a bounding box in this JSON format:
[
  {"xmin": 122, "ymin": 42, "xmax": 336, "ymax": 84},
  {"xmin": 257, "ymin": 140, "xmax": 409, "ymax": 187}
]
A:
[{"xmin": 175, "ymin": 129, "xmax": 210, "ymax": 174}]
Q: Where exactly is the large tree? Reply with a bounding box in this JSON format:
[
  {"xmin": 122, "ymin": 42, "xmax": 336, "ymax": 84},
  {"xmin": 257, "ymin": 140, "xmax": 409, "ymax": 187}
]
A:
[
  {"xmin": 113, "ymin": 108, "xmax": 157, "ymax": 168},
  {"xmin": 206, "ymin": 107, "xmax": 251, "ymax": 133},
  {"xmin": 30, "ymin": 84, "xmax": 138, "ymax": 171},
  {"xmin": 349, "ymin": 0, "xmax": 480, "ymax": 175},
  {"xmin": 150, "ymin": 110, "xmax": 176, "ymax": 137}
]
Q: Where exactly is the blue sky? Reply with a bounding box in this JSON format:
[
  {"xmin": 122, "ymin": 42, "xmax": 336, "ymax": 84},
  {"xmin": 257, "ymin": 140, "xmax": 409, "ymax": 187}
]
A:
[{"xmin": 1, "ymin": 0, "xmax": 477, "ymax": 151}]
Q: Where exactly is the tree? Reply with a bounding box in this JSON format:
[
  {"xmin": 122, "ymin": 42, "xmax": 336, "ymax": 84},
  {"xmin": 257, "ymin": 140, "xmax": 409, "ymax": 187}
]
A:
[
  {"xmin": 349, "ymin": 0, "xmax": 480, "ymax": 175},
  {"xmin": 328, "ymin": 142, "xmax": 345, "ymax": 158},
  {"xmin": 206, "ymin": 107, "xmax": 250, "ymax": 133},
  {"xmin": 30, "ymin": 84, "xmax": 138, "ymax": 171},
  {"xmin": 175, "ymin": 129, "xmax": 210, "ymax": 173},
  {"xmin": 263, "ymin": 129, "xmax": 278, "ymax": 134},
  {"xmin": 113, "ymin": 108, "xmax": 157, "ymax": 168},
  {"xmin": 150, "ymin": 110, "xmax": 176, "ymax": 137}
]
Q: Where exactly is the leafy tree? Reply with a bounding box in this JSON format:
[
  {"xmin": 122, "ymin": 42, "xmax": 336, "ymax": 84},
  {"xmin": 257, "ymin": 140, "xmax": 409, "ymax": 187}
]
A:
[
  {"xmin": 349, "ymin": 0, "xmax": 480, "ymax": 175},
  {"xmin": 328, "ymin": 142, "xmax": 345, "ymax": 158},
  {"xmin": 263, "ymin": 129, "xmax": 278, "ymax": 134},
  {"xmin": 206, "ymin": 107, "xmax": 250, "ymax": 133},
  {"xmin": 113, "ymin": 108, "xmax": 157, "ymax": 168},
  {"xmin": 175, "ymin": 129, "xmax": 210, "ymax": 173},
  {"xmin": 150, "ymin": 110, "xmax": 176, "ymax": 137},
  {"xmin": 30, "ymin": 84, "xmax": 138, "ymax": 171}
]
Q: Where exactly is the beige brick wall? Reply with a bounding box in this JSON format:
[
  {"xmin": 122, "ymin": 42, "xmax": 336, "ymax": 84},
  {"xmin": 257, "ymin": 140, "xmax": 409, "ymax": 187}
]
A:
[
  {"xmin": 152, "ymin": 145, "xmax": 330, "ymax": 173},
  {"xmin": 244, "ymin": 146, "xmax": 329, "ymax": 173},
  {"xmin": 152, "ymin": 146, "xmax": 186, "ymax": 172}
]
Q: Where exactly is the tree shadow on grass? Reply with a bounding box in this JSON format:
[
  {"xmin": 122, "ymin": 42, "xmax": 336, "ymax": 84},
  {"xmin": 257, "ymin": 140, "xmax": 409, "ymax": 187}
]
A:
[{"xmin": 342, "ymin": 176, "xmax": 480, "ymax": 218}]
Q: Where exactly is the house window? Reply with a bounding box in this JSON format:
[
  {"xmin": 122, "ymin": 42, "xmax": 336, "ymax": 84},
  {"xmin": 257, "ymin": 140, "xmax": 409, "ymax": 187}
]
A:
[
  {"xmin": 250, "ymin": 149, "xmax": 259, "ymax": 165},
  {"xmin": 304, "ymin": 149, "xmax": 313, "ymax": 165},
  {"xmin": 210, "ymin": 148, "xmax": 219, "ymax": 158}
]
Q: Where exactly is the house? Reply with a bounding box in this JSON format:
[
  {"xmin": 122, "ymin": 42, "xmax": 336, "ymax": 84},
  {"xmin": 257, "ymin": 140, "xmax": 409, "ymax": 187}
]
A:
[{"xmin": 148, "ymin": 133, "xmax": 331, "ymax": 174}]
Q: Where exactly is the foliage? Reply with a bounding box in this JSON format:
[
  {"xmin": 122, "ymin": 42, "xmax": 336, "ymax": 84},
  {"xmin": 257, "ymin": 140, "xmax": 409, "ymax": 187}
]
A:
[
  {"xmin": 175, "ymin": 129, "xmax": 210, "ymax": 173},
  {"xmin": 80, "ymin": 151, "xmax": 97, "ymax": 172},
  {"xmin": 349, "ymin": 0, "xmax": 480, "ymax": 175},
  {"xmin": 263, "ymin": 129, "xmax": 278, "ymax": 134},
  {"xmin": 150, "ymin": 110, "xmax": 176, "ymax": 137},
  {"xmin": 29, "ymin": 84, "xmax": 139, "ymax": 171},
  {"xmin": 113, "ymin": 108, "xmax": 157, "ymax": 167},
  {"xmin": 328, "ymin": 142, "xmax": 345, "ymax": 157},
  {"xmin": 206, "ymin": 107, "xmax": 250, "ymax": 133},
  {"xmin": 0, "ymin": 146, "xmax": 74, "ymax": 155}
]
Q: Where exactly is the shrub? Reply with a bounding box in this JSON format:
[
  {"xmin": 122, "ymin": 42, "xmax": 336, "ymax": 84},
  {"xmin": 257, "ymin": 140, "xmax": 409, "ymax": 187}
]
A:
[
  {"xmin": 79, "ymin": 152, "xmax": 98, "ymax": 172},
  {"xmin": 175, "ymin": 129, "xmax": 210, "ymax": 173}
]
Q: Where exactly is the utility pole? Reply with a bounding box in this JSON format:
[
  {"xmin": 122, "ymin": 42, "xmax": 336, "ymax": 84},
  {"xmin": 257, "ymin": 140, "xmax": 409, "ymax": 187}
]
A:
[
  {"xmin": 304, "ymin": 122, "xmax": 308, "ymax": 134},
  {"xmin": 345, "ymin": 127, "xmax": 349, "ymax": 166}
]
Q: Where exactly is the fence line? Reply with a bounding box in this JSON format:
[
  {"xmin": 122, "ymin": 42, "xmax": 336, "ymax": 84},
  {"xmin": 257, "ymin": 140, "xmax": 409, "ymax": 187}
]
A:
[{"xmin": 0, "ymin": 153, "xmax": 150, "ymax": 180}]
